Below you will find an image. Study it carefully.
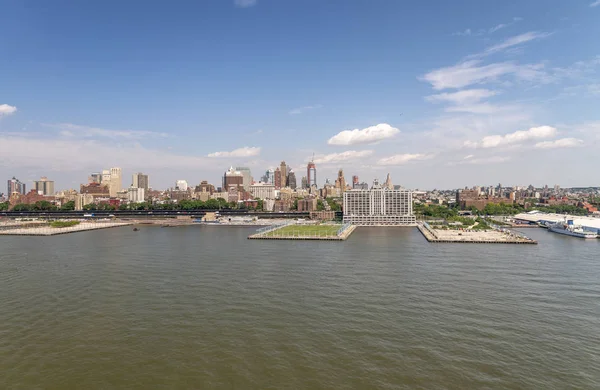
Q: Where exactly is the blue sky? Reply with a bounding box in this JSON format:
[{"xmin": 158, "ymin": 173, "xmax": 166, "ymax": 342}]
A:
[{"xmin": 1, "ymin": 0, "xmax": 599, "ymax": 191}]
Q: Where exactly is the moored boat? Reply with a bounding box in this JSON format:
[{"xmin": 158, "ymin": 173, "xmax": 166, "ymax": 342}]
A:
[{"xmin": 548, "ymin": 218, "xmax": 597, "ymax": 239}]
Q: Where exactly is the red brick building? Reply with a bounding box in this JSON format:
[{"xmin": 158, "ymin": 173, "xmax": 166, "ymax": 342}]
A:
[{"xmin": 9, "ymin": 190, "xmax": 55, "ymax": 208}]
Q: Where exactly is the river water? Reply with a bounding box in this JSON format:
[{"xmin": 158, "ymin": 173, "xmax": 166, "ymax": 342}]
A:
[{"xmin": 1, "ymin": 226, "xmax": 599, "ymax": 389}]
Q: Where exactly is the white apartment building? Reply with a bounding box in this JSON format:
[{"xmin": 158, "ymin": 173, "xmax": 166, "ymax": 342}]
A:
[
  {"xmin": 343, "ymin": 184, "xmax": 416, "ymax": 226},
  {"xmin": 128, "ymin": 187, "xmax": 145, "ymax": 203},
  {"xmin": 250, "ymin": 182, "xmax": 276, "ymax": 200}
]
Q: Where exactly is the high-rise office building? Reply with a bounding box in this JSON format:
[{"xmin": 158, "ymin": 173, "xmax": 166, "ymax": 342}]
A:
[
  {"xmin": 335, "ymin": 169, "xmax": 347, "ymax": 193},
  {"xmin": 33, "ymin": 177, "xmax": 55, "ymax": 196},
  {"xmin": 307, "ymin": 161, "xmax": 317, "ymax": 188},
  {"xmin": 235, "ymin": 167, "xmax": 253, "ymax": 191},
  {"xmin": 301, "ymin": 176, "xmax": 308, "ymax": 189},
  {"xmin": 223, "ymin": 167, "xmax": 244, "ymax": 192},
  {"xmin": 287, "ymin": 170, "xmax": 297, "ymax": 190},
  {"xmin": 132, "ymin": 172, "xmax": 149, "ymax": 191},
  {"xmin": 7, "ymin": 177, "xmax": 26, "ymax": 195},
  {"xmin": 102, "ymin": 170, "xmax": 111, "ymax": 184},
  {"xmin": 274, "ymin": 168, "xmax": 282, "ymax": 189},
  {"xmin": 279, "ymin": 161, "xmax": 287, "ymax": 188},
  {"xmin": 384, "ymin": 173, "xmax": 393, "ymax": 190},
  {"xmin": 109, "ymin": 167, "xmax": 122, "ymax": 198}
]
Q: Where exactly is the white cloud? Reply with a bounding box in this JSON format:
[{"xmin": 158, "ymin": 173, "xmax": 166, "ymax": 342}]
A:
[
  {"xmin": 420, "ymin": 60, "xmax": 548, "ymax": 90},
  {"xmin": 446, "ymin": 103, "xmax": 507, "ymax": 114},
  {"xmin": 44, "ymin": 123, "xmax": 168, "ymax": 139},
  {"xmin": 465, "ymin": 125, "xmax": 557, "ymax": 148},
  {"xmin": 0, "ymin": 104, "xmax": 17, "ymax": 116},
  {"xmin": 313, "ymin": 150, "xmax": 373, "ymax": 164},
  {"xmin": 534, "ymin": 138, "xmax": 583, "ymax": 149},
  {"xmin": 591, "ymin": 0, "xmax": 600, "ymax": 7},
  {"xmin": 489, "ymin": 17, "xmax": 522, "ymax": 33},
  {"xmin": 426, "ymin": 89, "xmax": 498, "ymax": 104},
  {"xmin": 208, "ymin": 146, "xmax": 261, "ymax": 158},
  {"xmin": 377, "ymin": 153, "xmax": 432, "ymax": 166},
  {"xmin": 467, "ymin": 156, "xmax": 511, "ymax": 164},
  {"xmin": 425, "ymin": 89, "xmax": 509, "ymax": 114},
  {"xmin": 463, "ymin": 154, "xmax": 474, "ymax": 160},
  {"xmin": 489, "ymin": 24, "xmax": 508, "ymax": 34},
  {"xmin": 454, "ymin": 17, "xmax": 523, "ymax": 37},
  {"xmin": 289, "ymin": 105, "xmax": 323, "ymax": 115},
  {"xmin": 234, "ymin": 0, "xmax": 257, "ymax": 7},
  {"xmin": 453, "ymin": 29, "xmax": 472, "ymax": 36},
  {"xmin": 327, "ymin": 123, "xmax": 400, "ymax": 145},
  {"xmin": 481, "ymin": 31, "xmax": 551, "ymax": 57}
]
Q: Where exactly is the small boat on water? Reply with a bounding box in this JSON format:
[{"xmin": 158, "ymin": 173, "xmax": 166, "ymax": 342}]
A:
[
  {"xmin": 548, "ymin": 218, "xmax": 597, "ymax": 239},
  {"xmin": 133, "ymin": 227, "xmax": 139, "ymax": 231}
]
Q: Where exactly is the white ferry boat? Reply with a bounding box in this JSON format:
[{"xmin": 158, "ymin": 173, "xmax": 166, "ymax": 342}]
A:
[{"xmin": 548, "ymin": 219, "xmax": 598, "ymax": 239}]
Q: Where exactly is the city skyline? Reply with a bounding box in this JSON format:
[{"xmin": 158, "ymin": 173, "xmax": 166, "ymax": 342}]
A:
[{"xmin": 1, "ymin": 1, "xmax": 599, "ymax": 190}]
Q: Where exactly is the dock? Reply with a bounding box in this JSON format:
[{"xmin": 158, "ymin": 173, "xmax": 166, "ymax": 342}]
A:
[
  {"xmin": 0, "ymin": 221, "xmax": 133, "ymax": 236},
  {"xmin": 248, "ymin": 222, "xmax": 356, "ymax": 241},
  {"xmin": 417, "ymin": 222, "xmax": 537, "ymax": 244}
]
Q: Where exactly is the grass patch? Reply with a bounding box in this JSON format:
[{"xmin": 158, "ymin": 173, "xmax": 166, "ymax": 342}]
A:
[
  {"xmin": 50, "ymin": 220, "xmax": 80, "ymax": 228},
  {"xmin": 264, "ymin": 224, "xmax": 341, "ymax": 237}
]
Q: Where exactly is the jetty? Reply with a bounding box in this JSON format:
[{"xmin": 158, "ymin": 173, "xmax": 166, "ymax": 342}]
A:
[
  {"xmin": 417, "ymin": 222, "xmax": 537, "ymax": 244},
  {"xmin": 0, "ymin": 221, "xmax": 132, "ymax": 236},
  {"xmin": 249, "ymin": 222, "xmax": 356, "ymax": 241}
]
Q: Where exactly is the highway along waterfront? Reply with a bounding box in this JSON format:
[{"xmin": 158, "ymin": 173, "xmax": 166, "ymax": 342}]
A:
[{"xmin": 1, "ymin": 226, "xmax": 599, "ymax": 388}]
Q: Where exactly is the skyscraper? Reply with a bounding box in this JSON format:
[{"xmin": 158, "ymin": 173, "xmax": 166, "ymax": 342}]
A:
[
  {"xmin": 109, "ymin": 167, "xmax": 122, "ymax": 197},
  {"xmin": 280, "ymin": 161, "xmax": 287, "ymax": 188},
  {"xmin": 274, "ymin": 168, "xmax": 282, "ymax": 189},
  {"xmin": 301, "ymin": 176, "xmax": 308, "ymax": 189},
  {"xmin": 235, "ymin": 167, "xmax": 253, "ymax": 191},
  {"xmin": 7, "ymin": 177, "xmax": 26, "ymax": 195},
  {"xmin": 33, "ymin": 177, "xmax": 55, "ymax": 195},
  {"xmin": 307, "ymin": 161, "xmax": 317, "ymax": 188},
  {"xmin": 223, "ymin": 167, "xmax": 244, "ymax": 192},
  {"xmin": 287, "ymin": 170, "xmax": 297, "ymax": 190},
  {"xmin": 384, "ymin": 173, "xmax": 393, "ymax": 190},
  {"xmin": 352, "ymin": 175, "xmax": 359, "ymax": 186},
  {"xmin": 335, "ymin": 169, "xmax": 346, "ymax": 193},
  {"xmin": 132, "ymin": 172, "xmax": 149, "ymax": 191}
]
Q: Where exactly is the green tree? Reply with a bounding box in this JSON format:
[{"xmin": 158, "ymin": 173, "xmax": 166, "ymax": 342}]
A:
[
  {"xmin": 34, "ymin": 200, "xmax": 56, "ymax": 211},
  {"xmin": 60, "ymin": 200, "xmax": 75, "ymax": 211},
  {"xmin": 0, "ymin": 202, "xmax": 9, "ymax": 211},
  {"xmin": 12, "ymin": 203, "xmax": 32, "ymax": 212},
  {"xmin": 316, "ymin": 199, "xmax": 325, "ymax": 211},
  {"xmin": 326, "ymin": 198, "xmax": 342, "ymax": 212},
  {"xmin": 205, "ymin": 199, "xmax": 220, "ymax": 209}
]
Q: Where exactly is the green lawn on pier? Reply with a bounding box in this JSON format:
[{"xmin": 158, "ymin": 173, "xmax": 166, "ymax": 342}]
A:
[{"xmin": 264, "ymin": 224, "xmax": 341, "ymax": 238}]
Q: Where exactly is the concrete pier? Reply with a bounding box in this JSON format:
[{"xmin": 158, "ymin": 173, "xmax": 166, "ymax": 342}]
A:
[
  {"xmin": 249, "ymin": 223, "xmax": 357, "ymax": 241},
  {"xmin": 417, "ymin": 222, "xmax": 537, "ymax": 244},
  {"xmin": 0, "ymin": 221, "xmax": 133, "ymax": 236}
]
